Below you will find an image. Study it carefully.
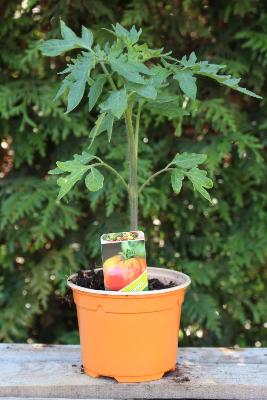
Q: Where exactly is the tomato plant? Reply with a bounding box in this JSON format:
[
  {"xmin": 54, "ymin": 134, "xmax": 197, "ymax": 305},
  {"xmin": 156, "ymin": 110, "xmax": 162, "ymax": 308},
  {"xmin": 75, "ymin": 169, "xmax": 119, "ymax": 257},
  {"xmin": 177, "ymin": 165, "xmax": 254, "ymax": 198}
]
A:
[{"xmin": 40, "ymin": 22, "xmax": 261, "ymax": 230}]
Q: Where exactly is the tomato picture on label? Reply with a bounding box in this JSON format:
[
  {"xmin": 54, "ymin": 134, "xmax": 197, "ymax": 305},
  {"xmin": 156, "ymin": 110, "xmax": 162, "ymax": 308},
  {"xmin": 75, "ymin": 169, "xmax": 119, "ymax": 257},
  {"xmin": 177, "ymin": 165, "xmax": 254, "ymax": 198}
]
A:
[
  {"xmin": 101, "ymin": 231, "xmax": 148, "ymax": 291},
  {"xmin": 103, "ymin": 255, "xmax": 146, "ymax": 290}
]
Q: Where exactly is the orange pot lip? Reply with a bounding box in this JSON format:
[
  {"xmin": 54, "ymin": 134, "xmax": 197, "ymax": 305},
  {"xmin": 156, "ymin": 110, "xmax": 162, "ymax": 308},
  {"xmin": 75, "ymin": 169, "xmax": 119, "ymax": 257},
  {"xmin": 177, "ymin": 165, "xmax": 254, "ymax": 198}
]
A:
[{"xmin": 67, "ymin": 267, "xmax": 190, "ymax": 297}]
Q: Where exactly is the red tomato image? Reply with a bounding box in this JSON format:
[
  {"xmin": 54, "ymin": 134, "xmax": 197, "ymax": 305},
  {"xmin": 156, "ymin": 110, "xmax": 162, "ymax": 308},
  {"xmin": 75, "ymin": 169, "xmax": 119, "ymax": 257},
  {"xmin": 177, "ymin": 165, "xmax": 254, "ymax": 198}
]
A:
[{"xmin": 103, "ymin": 255, "xmax": 146, "ymax": 291}]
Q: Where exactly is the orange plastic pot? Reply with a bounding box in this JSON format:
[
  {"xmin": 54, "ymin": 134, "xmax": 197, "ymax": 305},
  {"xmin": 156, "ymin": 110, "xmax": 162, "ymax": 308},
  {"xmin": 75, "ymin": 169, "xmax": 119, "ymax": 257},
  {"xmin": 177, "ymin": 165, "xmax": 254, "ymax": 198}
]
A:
[{"xmin": 67, "ymin": 267, "xmax": 190, "ymax": 383}]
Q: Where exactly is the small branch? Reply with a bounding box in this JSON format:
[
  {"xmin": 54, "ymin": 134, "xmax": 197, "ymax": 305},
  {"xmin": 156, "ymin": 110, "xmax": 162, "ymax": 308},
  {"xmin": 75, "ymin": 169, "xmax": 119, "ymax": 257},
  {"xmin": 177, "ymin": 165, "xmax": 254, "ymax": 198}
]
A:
[
  {"xmin": 100, "ymin": 62, "xmax": 117, "ymax": 91},
  {"xmin": 138, "ymin": 166, "xmax": 174, "ymax": 194},
  {"xmin": 98, "ymin": 162, "xmax": 128, "ymax": 191},
  {"xmin": 91, "ymin": 155, "xmax": 103, "ymax": 163}
]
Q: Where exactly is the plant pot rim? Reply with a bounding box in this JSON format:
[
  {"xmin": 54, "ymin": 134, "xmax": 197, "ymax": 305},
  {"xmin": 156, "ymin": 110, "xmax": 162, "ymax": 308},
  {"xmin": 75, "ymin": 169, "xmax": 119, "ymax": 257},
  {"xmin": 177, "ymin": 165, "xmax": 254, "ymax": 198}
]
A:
[{"xmin": 67, "ymin": 266, "xmax": 190, "ymax": 297}]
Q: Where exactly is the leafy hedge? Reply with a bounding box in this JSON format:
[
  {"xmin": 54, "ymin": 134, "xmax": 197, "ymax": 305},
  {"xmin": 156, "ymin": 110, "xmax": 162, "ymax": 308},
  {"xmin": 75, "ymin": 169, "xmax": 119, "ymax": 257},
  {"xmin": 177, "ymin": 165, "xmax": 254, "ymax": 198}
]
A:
[{"xmin": 1, "ymin": 0, "xmax": 266, "ymax": 346}]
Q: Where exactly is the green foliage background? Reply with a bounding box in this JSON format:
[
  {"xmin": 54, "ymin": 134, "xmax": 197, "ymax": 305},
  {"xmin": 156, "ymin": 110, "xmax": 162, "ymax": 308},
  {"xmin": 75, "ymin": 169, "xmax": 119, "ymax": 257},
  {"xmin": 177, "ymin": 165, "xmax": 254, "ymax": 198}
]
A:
[{"xmin": 1, "ymin": 0, "xmax": 267, "ymax": 346}]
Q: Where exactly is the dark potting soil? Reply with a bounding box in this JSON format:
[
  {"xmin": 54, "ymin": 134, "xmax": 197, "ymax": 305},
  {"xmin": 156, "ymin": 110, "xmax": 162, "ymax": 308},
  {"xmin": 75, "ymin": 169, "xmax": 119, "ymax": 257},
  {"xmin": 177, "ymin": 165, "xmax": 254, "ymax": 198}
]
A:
[{"xmin": 70, "ymin": 269, "xmax": 177, "ymax": 291}]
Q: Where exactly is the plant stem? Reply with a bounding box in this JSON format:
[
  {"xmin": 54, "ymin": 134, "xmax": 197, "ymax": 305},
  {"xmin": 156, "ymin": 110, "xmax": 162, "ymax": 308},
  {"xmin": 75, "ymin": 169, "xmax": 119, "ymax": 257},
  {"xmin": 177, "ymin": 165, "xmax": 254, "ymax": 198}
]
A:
[
  {"xmin": 100, "ymin": 62, "xmax": 117, "ymax": 90},
  {"xmin": 135, "ymin": 101, "xmax": 142, "ymax": 158},
  {"xmin": 138, "ymin": 166, "xmax": 174, "ymax": 194},
  {"xmin": 125, "ymin": 104, "xmax": 138, "ymax": 230}
]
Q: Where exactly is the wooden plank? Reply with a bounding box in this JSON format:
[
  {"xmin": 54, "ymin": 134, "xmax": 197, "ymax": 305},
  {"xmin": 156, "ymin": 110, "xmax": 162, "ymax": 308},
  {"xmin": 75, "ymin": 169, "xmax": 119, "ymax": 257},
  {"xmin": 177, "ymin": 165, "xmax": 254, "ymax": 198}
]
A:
[{"xmin": 1, "ymin": 344, "xmax": 267, "ymax": 400}]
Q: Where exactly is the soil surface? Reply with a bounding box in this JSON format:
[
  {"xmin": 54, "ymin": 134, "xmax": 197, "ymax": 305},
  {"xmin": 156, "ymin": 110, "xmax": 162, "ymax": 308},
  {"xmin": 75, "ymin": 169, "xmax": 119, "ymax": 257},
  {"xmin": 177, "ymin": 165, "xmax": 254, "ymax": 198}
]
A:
[{"xmin": 70, "ymin": 269, "xmax": 177, "ymax": 291}]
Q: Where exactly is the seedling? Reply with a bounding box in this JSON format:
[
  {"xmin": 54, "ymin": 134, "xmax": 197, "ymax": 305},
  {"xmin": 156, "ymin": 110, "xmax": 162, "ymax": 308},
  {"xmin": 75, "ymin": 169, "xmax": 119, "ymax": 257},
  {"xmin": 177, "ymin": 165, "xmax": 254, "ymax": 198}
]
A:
[{"xmin": 40, "ymin": 22, "xmax": 261, "ymax": 230}]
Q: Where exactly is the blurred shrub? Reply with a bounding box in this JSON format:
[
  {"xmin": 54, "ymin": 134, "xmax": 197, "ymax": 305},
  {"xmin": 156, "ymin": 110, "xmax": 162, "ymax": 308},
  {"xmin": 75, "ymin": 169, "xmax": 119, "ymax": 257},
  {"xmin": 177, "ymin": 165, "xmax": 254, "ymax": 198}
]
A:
[{"xmin": 0, "ymin": 0, "xmax": 266, "ymax": 346}]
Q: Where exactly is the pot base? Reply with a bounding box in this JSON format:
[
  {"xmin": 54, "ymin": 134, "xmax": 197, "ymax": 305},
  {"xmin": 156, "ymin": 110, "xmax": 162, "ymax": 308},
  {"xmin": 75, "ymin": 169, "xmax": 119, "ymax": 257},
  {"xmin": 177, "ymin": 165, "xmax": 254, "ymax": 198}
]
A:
[{"xmin": 84, "ymin": 366, "xmax": 176, "ymax": 382}]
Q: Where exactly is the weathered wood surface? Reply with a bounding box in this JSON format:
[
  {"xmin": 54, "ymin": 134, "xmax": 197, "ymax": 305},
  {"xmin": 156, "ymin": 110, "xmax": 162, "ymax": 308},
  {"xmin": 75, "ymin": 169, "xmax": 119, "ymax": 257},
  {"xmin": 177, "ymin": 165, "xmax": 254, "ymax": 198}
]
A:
[{"xmin": 1, "ymin": 344, "xmax": 267, "ymax": 400}]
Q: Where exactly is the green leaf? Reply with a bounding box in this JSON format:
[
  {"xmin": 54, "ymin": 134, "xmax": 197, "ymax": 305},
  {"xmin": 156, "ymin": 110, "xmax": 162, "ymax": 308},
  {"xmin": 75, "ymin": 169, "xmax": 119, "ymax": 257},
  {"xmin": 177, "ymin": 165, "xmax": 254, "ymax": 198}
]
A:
[
  {"xmin": 171, "ymin": 169, "xmax": 184, "ymax": 194},
  {"xmin": 106, "ymin": 113, "xmax": 114, "ymax": 142},
  {"xmin": 89, "ymin": 112, "xmax": 107, "ymax": 146},
  {"xmin": 80, "ymin": 26, "xmax": 93, "ymax": 49},
  {"xmin": 174, "ymin": 70, "xmax": 197, "ymax": 100},
  {"xmin": 179, "ymin": 52, "xmax": 197, "ymax": 67},
  {"xmin": 172, "ymin": 153, "xmax": 207, "ymax": 169},
  {"xmin": 63, "ymin": 53, "xmax": 94, "ymax": 113},
  {"xmin": 48, "ymin": 167, "xmax": 65, "ymax": 175},
  {"xmin": 89, "ymin": 112, "xmax": 114, "ymax": 143},
  {"xmin": 111, "ymin": 23, "xmax": 142, "ymax": 44},
  {"xmin": 110, "ymin": 58, "xmax": 146, "ymax": 84},
  {"xmin": 149, "ymin": 101, "xmax": 188, "ymax": 118},
  {"xmin": 129, "ymin": 25, "xmax": 142, "ymax": 44},
  {"xmin": 100, "ymin": 89, "xmax": 127, "ymax": 118},
  {"xmin": 73, "ymin": 151, "xmax": 94, "ymax": 164},
  {"xmin": 57, "ymin": 163, "xmax": 89, "ymax": 199},
  {"xmin": 40, "ymin": 21, "xmax": 93, "ymax": 57},
  {"xmin": 133, "ymin": 43, "xmax": 163, "ymax": 61},
  {"xmin": 56, "ymin": 160, "xmax": 90, "ymax": 173},
  {"xmin": 66, "ymin": 81, "xmax": 85, "ymax": 114},
  {"xmin": 186, "ymin": 167, "xmax": 213, "ymax": 202},
  {"xmin": 112, "ymin": 23, "xmax": 130, "ymax": 37},
  {"xmin": 39, "ymin": 39, "xmax": 77, "ymax": 57},
  {"xmin": 54, "ymin": 76, "xmax": 71, "ymax": 100},
  {"xmin": 233, "ymin": 86, "xmax": 262, "ymax": 99},
  {"xmin": 127, "ymin": 83, "xmax": 157, "ymax": 99},
  {"xmin": 60, "ymin": 20, "xmax": 77, "ymax": 42},
  {"xmin": 85, "ymin": 167, "xmax": 104, "ymax": 191},
  {"xmin": 88, "ymin": 75, "xmax": 106, "ymax": 111},
  {"xmin": 191, "ymin": 61, "xmax": 262, "ymax": 99},
  {"xmin": 147, "ymin": 65, "xmax": 170, "ymax": 88}
]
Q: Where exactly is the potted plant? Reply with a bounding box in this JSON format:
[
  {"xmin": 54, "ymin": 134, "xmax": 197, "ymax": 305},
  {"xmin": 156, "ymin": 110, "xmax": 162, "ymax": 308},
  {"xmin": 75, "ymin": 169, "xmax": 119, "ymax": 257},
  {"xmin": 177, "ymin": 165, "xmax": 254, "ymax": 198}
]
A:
[{"xmin": 40, "ymin": 22, "xmax": 261, "ymax": 382}]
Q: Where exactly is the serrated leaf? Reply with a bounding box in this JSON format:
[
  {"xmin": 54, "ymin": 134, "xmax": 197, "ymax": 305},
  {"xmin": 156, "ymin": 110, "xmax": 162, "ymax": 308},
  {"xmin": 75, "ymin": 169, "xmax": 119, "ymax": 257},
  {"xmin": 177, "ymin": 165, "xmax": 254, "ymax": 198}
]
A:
[
  {"xmin": 60, "ymin": 20, "xmax": 77, "ymax": 41},
  {"xmin": 129, "ymin": 25, "xmax": 142, "ymax": 44},
  {"xmin": 154, "ymin": 94, "xmax": 179, "ymax": 103},
  {"xmin": 89, "ymin": 112, "xmax": 114, "ymax": 143},
  {"xmin": 180, "ymin": 52, "xmax": 197, "ymax": 67},
  {"xmin": 100, "ymin": 89, "xmax": 127, "ymax": 118},
  {"xmin": 174, "ymin": 70, "xmax": 197, "ymax": 100},
  {"xmin": 39, "ymin": 39, "xmax": 77, "ymax": 56},
  {"xmin": 126, "ymin": 60, "xmax": 153, "ymax": 75},
  {"xmin": 89, "ymin": 112, "xmax": 107, "ymax": 148},
  {"xmin": 88, "ymin": 75, "xmax": 106, "ymax": 111},
  {"xmin": 57, "ymin": 164, "xmax": 89, "ymax": 200},
  {"xmin": 172, "ymin": 153, "xmax": 207, "ymax": 169},
  {"xmin": 66, "ymin": 80, "xmax": 85, "ymax": 114},
  {"xmin": 186, "ymin": 167, "xmax": 213, "ymax": 202},
  {"xmin": 40, "ymin": 21, "xmax": 93, "ymax": 57},
  {"xmin": 127, "ymin": 83, "xmax": 157, "ymax": 99},
  {"xmin": 133, "ymin": 43, "xmax": 163, "ymax": 61},
  {"xmin": 54, "ymin": 76, "xmax": 71, "ymax": 100},
  {"xmin": 234, "ymin": 86, "xmax": 262, "ymax": 99},
  {"xmin": 112, "ymin": 23, "xmax": 142, "ymax": 44},
  {"xmin": 56, "ymin": 160, "xmax": 90, "ymax": 173},
  {"xmin": 73, "ymin": 151, "xmax": 94, "ymax": 164},
  {"xmin": 106, "ymin": 113, "xmax": 114, "ymax": 142},
  {"xmin": 48, "ymin": 167, "xmax": 65, "ymax": 175},
  {"xmin": 81, "ymin": 26, "xmax": 93, "ymax": 49},
  {"xmin": 113, "ymin": 23, "xmax": 129, "ymax": 37},
  {"xmin": 149, "ymin": 101, "xmax": 188, "ymax": 118},
  {"xmin": 110, "ymin": 58, "xmax": 146, "ymax": 84},
  {"xmin": 85, "ymin": 167, "xmax": 104, "ymax": 191},
  {"xmin": 193, "ymin": 62, "xmax": 262, "ymax": 99},
  {"xmin": 171, "ymin": 169, "xmax": 184, "ymax": 194},
  {"xmin": 147, "ymin": 65, "xmax": 170, "ymax": 87},
  {"xmin": 63, "ymin": 53, "xmax": 94, "ymax": 113}
]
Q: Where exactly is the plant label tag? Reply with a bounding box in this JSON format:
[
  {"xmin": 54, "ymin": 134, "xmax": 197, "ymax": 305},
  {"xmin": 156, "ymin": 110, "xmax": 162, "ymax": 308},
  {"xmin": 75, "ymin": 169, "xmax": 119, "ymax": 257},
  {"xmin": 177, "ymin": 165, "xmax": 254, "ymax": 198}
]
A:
[{"xmin": 101, "ymin": 231, "xmax": 148, "ymax": 292}]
